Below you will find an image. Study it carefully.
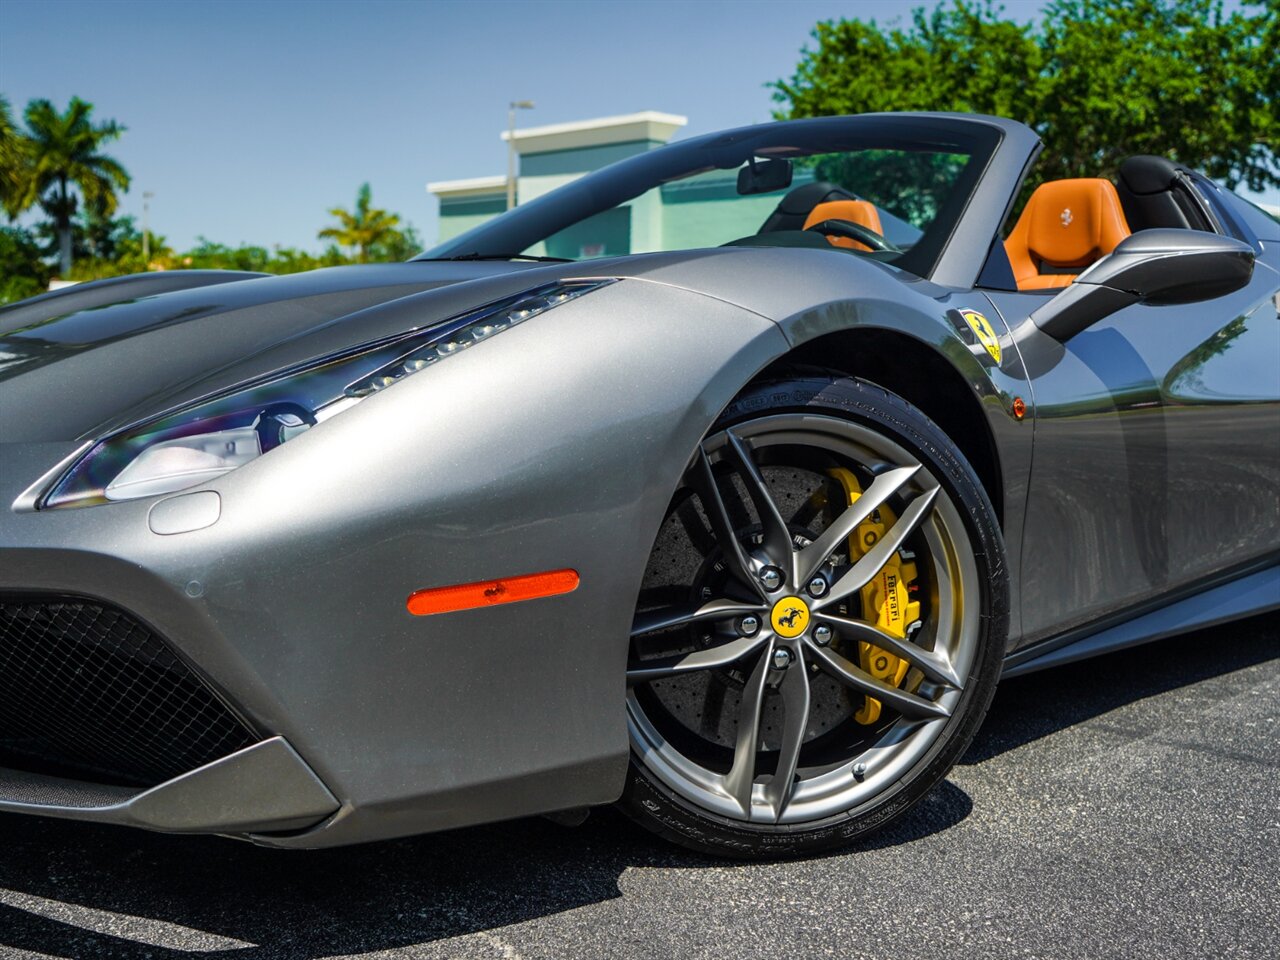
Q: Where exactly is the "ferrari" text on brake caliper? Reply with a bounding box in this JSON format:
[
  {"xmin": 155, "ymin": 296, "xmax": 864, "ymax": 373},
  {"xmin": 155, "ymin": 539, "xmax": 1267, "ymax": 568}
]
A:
[{"xmin": 827, "ymin": 468, "xmax": 921, "ymax": 725}]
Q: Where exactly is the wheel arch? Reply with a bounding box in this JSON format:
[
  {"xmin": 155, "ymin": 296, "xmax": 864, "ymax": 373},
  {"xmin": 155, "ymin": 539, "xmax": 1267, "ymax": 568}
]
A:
[{"xmin": 753, "ymin": 327, "xmax": 1005, "ymax": 525}]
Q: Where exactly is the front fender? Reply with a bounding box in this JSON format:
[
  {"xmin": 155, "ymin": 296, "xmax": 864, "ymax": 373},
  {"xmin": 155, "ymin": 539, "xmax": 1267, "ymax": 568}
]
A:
[{"xmin": 215, "ymin": 277, "xmax": 788, "ymax": 843}]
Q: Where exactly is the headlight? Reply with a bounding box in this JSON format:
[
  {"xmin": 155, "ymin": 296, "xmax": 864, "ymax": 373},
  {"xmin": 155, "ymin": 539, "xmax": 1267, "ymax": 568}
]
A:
[{"xmin": 43, "ymin": 279, "xmax": 614, "ymax": 508}]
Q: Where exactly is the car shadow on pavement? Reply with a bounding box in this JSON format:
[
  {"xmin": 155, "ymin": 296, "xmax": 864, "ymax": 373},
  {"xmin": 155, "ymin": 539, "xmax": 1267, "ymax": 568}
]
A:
[
  {"xmin": 0, "ymin": 809, "xmax": 658, "ymax": 959},
  {"xmin": 0, "ymin": 613, "xmax": 1271, "ymax": 958},
  {"xmin": 0, "ymin": 778, "xmax": 972, "ymax": 959}
]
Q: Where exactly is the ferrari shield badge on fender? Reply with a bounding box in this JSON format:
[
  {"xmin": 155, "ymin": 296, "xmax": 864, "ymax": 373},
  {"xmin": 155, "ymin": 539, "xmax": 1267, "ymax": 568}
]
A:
[{"xmin": 959, "ymin": 308, "xmax": 1002, "ymax": 364}]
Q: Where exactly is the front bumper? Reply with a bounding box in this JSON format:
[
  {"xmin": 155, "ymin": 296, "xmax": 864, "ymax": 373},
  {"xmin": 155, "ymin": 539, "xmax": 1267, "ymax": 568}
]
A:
[{"xmin": 0, "ymin": 430, "xmax": 634, "ymax": 849}]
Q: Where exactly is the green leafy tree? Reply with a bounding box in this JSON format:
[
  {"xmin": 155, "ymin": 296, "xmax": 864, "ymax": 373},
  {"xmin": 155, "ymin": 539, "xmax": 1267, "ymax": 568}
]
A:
[
  {"xmin": 33, "ymin": 208, "xmax": 141, "ymax": 267},
  {"xmin": 0, "ymin": 95, "xmax": 31, "ymax": 219},
  {"xmin": 80, "ymin": 209, "xmax": 141, "ymax": 261},
  {"xmin": 185, "ymin": 237, "xmax": 272, "ymax": 272},
  {"xmin": 368, "ymin": 221, "xmax": 421, "ymax": 262},
  {"xmin": 266, "ymin": 244, "xmax": 350, "ymax": 273},
  {"xmin": 773, "ymin": 0, "xmax": 1279, "ymax": 193},
  {"xmin": 68, "ymin": 226, "xmax": 177, "ymax": 281},
  {"xmin": 180, "ymin": 237, "xmax": 351, "ymax": 275},
  {"xmin": 13, "ymin": 97, "xmax": 130, "ymax": 277},
  {"xmin": 318, "ymin": 183, "xmax": 401, "ymax": 262},
  {"xmin": 808, "ymin": 149, "xmax": 969, "ymax": 227},
  {"xmin": 0, "ymin": 225, "xmax": 50, "ymax": 304}
]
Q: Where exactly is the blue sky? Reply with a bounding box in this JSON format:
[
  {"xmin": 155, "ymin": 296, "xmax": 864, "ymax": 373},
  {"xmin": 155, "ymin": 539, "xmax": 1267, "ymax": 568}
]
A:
[{"xmin": 1, "ymin": 0, "xmax": 1269, "ymax": 252}]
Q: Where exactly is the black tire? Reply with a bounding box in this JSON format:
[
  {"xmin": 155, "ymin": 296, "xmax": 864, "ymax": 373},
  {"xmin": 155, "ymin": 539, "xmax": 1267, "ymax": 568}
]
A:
[{"xmin": 619, "ymin": 374, "xmax": 1008, "ymax": 859}]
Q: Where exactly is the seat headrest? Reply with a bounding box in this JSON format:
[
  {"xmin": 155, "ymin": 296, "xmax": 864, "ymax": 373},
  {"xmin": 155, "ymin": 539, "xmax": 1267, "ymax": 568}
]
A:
[
  {"xmin": 1118, "ymin": 155, "xmax": 1185, "ymax": 195},
  {"xmin": 803, "ymin": 199, "xmax": 883, "ymax": 234},
  {"xmin": 1019, "ymin": 178, "xmax": 1131, "ymax": 268},
  {"xmin": 802, "ymin": 200, "xmax": 884, "ymax": 250}
]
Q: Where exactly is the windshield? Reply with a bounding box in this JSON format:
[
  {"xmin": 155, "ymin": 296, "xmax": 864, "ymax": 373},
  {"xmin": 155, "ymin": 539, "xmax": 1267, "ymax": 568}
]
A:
[{"xmin": 418, "ymin": 115, "xmax": 1003, "ymax": 279}]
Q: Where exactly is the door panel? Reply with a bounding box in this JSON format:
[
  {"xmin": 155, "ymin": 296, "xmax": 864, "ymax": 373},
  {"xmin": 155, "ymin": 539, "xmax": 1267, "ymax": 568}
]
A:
[
  {"xmin": 987, "ymin": 261, "xmax": 1280, "ymax": 647},
  {"xmin": 1160, "ymin": 289, "xmax": 1280, "ymax": 585}
]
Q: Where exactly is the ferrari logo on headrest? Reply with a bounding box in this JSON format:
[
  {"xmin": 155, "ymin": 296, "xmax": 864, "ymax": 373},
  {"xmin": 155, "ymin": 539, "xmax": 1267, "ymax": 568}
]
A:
[{"xmin": 1060, "ymin": 207, "xmax": 1074, "ymax": 227}]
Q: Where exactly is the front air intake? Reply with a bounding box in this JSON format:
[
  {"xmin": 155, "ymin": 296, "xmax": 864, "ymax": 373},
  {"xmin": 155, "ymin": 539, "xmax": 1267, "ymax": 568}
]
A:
[{"xmin": 0, "ymin": 596, "xmax": 257, "ymax": 787}]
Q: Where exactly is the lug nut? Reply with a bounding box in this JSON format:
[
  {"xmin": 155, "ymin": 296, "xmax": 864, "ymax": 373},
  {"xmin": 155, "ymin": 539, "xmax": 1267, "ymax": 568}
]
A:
[
  {"xmin": 812, "ymin": 624, "xmax": 833, "ymax": 646},
  {"xmin": 759, "ymin": 566, "xmax": 784, "ymax": 591},
  {"xmin": 807, "ymin": 576, "xmax": 828, "ymax": 598},
  {"xmin": 772, "ymin": 647, "xmax": 794, "ymax": 670},
  {"xmin": 739, "ymin": 615, "xmax": 761, "ymax": 637}
]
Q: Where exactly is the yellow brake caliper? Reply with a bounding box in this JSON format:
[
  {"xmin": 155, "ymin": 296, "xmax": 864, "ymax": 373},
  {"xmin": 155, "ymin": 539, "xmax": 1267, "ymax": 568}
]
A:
[{"xmin": 827, "ymin": 468, "xmax": 921, "ymax": 725}]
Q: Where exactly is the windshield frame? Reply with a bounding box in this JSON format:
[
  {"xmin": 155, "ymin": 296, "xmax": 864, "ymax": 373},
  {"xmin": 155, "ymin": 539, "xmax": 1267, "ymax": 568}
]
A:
[{"xmin": 419, "ymin": 113, "xmax": 1016, "ymax": 282}]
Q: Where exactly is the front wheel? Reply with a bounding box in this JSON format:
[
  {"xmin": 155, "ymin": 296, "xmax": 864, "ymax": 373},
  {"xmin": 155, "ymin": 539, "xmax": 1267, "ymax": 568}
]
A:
[{"xmin": 619, "ymin": 375, "xmax": 1008, "ymax": 858}]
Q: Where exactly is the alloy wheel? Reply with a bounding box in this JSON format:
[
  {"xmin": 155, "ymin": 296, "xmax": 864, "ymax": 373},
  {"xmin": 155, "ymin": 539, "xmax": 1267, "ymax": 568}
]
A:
[{"xmin": 626, "ymin": 413, "xmax": 981, "ymax": 825}]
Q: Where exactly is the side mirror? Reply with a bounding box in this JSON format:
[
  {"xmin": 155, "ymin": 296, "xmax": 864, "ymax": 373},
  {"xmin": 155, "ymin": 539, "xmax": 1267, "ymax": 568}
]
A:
[{"xmin": 1029, "ymin": 229, "xmax": 1255, "ymax": 342}]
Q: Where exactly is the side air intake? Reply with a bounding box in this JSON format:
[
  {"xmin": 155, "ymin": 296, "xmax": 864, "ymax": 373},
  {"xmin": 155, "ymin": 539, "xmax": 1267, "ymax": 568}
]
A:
[{"xmin": 0, "ymin": 597, "xmax": 257, "ymax": 787}]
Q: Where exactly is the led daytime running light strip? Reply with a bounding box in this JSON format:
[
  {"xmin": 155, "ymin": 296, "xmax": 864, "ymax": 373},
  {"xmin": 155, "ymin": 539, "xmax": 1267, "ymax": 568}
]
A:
[{"xmin": 345, "ymin": 279, "xmax": 615, "ymax": 398}]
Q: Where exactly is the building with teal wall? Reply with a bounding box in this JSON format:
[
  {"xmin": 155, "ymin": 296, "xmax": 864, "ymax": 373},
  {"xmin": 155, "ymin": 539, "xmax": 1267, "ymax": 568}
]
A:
[{"xmin": 427, "ymin": 111, "xmax": 814, "ymax": 258}]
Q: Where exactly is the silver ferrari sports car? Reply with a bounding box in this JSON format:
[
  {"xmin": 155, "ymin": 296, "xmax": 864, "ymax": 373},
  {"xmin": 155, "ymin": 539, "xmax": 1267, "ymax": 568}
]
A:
[{"xmin": 1, "ymin": 113, "xmax": 1277, "ymax": 858}]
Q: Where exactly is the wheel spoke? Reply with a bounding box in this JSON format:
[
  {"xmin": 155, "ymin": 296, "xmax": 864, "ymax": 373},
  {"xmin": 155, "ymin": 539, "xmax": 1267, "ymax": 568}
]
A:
[
  {"xmin": 817, "ymin": 486, "xmax": 939, "ymax": 608},
  {"xmin": 722, "ymin": 642, "xmax": 772, "ymax": 816},
  {"xmin": 807, "ymin": 642, "xmax": 950, "ymax": 721},
  {"xmin": 725, "ymin": 431, "xmax": 794, "ymax": 570},
  {"xmin": 627, "ymin": 633, "xmax": 769, "ymax": 685},
  {"xmin": 630, "ymin": 598, "xmax": 763, "ymax": 637},
  {"xmin": 693, "ymin": 447, "xmax": 766, "ymax": 599},
  {"xmin": 762, "ymin": 646, "xmax": 811, "ymax": 820},
  {"xmin": 795, "ymin": 464, "xmax": 920, "ymax": 585},
  {"xmin": 816, "ymin": 613, "xmax": 962, "ymax": 688}
]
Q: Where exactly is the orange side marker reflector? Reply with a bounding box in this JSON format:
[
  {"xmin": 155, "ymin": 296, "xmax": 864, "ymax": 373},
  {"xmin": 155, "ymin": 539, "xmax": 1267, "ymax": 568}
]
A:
[{"xmin": 407, "ymin": 569, "xmax": 580, "ymax": 616}]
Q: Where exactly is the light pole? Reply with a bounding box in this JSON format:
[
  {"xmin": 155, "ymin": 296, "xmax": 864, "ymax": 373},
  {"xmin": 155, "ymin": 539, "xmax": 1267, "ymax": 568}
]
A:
[
  {"xmin": 507, "ymin": 100, "xmax": 534, "ymax": 210},
  {"xmin": 142, "ymin": 191, "xmax": 155, "ymax": 265}
]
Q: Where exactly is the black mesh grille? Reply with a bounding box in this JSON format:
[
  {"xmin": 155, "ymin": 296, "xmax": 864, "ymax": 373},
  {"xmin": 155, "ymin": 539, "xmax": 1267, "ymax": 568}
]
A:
[{"xmin": 0, "ymin": 597, "xmax": 257, "ymax": 787}]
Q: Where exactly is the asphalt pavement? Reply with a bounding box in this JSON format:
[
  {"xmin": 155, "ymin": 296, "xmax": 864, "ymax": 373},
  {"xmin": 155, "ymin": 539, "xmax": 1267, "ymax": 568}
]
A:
[{"xmin": 1, "ymin": 612, "xmax": 1276, "ymax": 960}]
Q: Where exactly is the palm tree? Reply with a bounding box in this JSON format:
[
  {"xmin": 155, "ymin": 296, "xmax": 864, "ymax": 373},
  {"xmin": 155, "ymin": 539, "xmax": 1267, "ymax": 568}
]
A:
[
  {"xmin": 0, "ymin": 95, "xmax": 29, "ymax": 219},
  {"xmin": 318, "ymin": 183, "xmax": 400, "ymax": 263},
  {"xmin": 17, "ymin": 97, "xmax": 130, "ymax": 276}
]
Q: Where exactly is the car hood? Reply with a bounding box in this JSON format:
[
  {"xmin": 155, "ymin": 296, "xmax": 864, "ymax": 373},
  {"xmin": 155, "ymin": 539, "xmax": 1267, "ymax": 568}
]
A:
[
  {"xmin": 0, "ymin": 246, "xmax": 922, "ymax": 448},
  {"xmin": 0, "ymin": 261, "xmax": 573, "ymax": 444}
]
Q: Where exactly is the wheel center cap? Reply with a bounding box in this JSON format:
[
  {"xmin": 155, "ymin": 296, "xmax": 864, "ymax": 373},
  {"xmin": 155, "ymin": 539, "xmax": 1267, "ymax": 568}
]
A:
[{"xmin": 770, "ymin": 596, "xmax": 811, "ymax": 639}]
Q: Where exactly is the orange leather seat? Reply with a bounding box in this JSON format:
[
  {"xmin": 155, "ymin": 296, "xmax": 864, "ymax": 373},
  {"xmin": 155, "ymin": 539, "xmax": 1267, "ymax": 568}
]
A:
[
  {"xmin": 803, "ymin": 199, "xmax": 884, "ymax": 251},
  {"xmin": 1004, "ymin": 178, "xmax": 1131, "ymax": 290}
]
